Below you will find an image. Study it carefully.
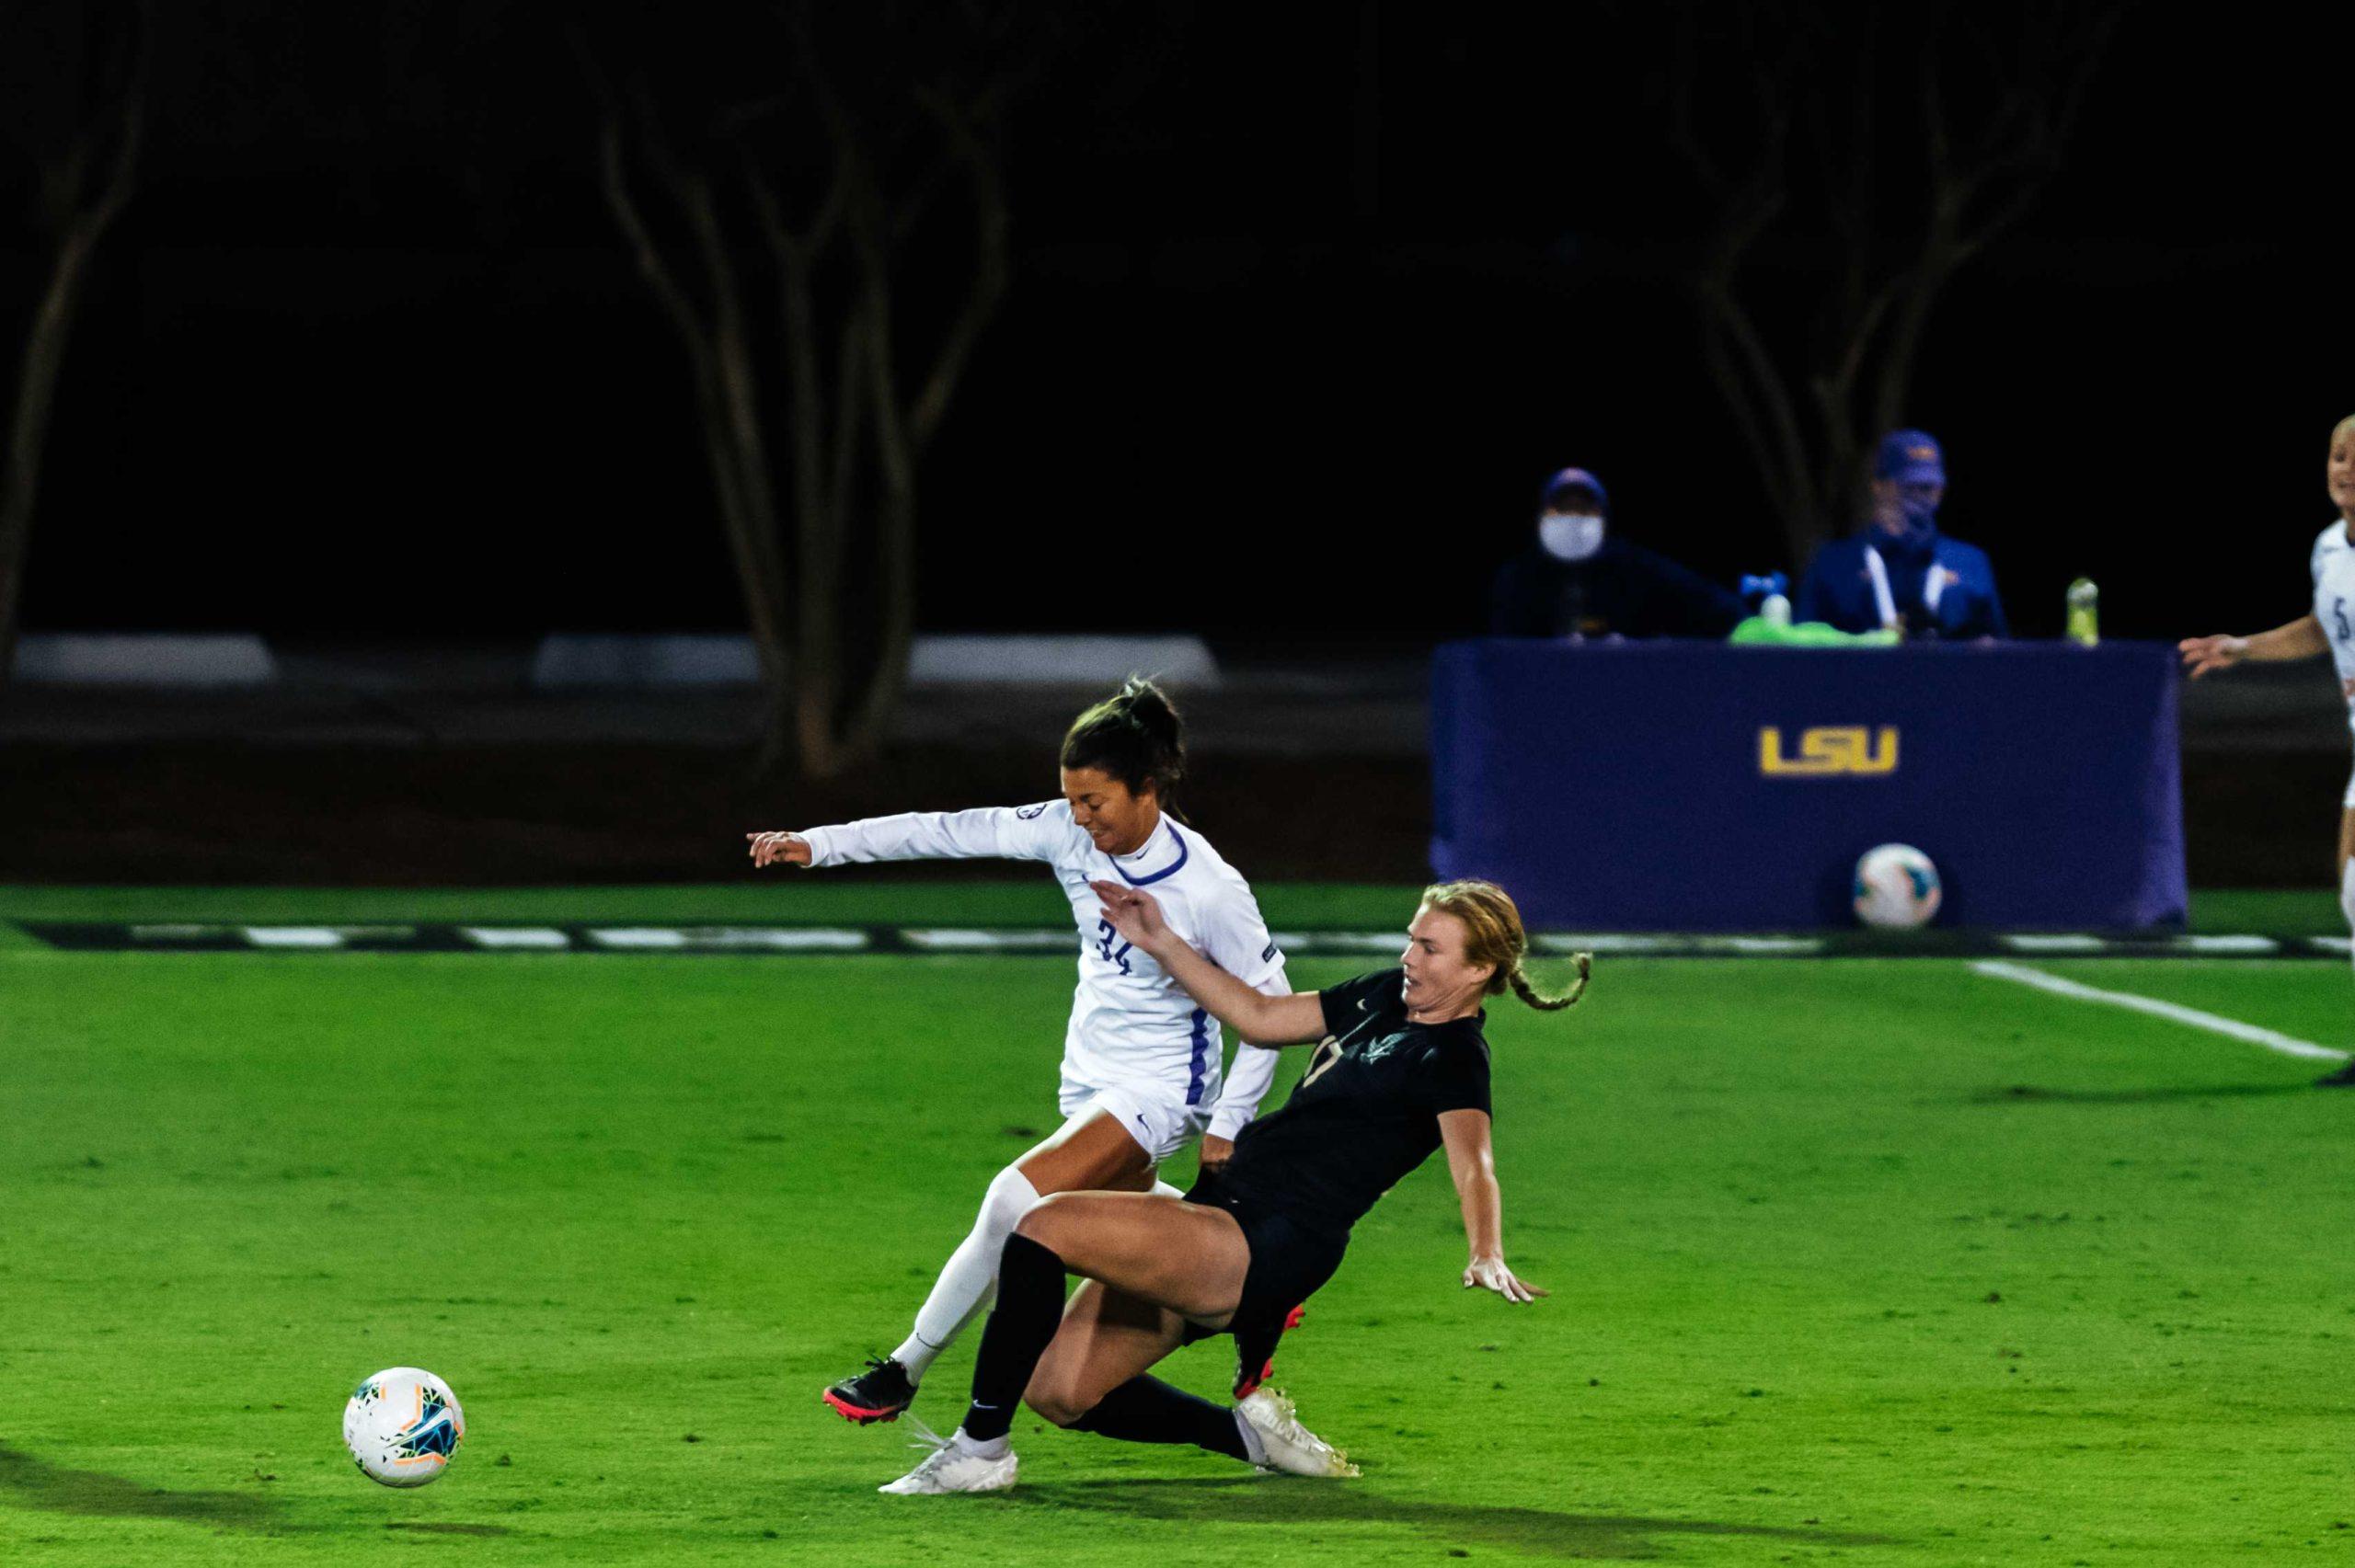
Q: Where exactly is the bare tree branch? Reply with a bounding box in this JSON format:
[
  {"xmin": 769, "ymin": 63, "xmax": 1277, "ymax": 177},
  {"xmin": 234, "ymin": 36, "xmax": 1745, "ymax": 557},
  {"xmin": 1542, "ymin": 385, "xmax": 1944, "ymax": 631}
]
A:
[
  {"xmin": 905, "ymin": 86, "xmax": 1010, "ymax": 452},
  {"xmin": 1666, "ymin": 0, "xmax": 2130, "ymax": 566},
  {"xmin": 600, "ymin": 114, "xmax": 795, "ymax": 729},
  {"xmin": 590, "ymin": 4, "xmax": 1026, "ymax": 777},
  {"xmin": 0, "ymin": 1, "xmax": 152, "ymax": 685}
]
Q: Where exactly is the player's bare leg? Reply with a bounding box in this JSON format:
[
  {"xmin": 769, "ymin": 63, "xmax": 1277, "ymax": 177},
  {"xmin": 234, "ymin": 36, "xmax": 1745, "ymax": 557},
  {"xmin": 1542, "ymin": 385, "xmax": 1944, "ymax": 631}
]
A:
[
  {"xmin": 885, "ymin": 1195, "xmax": 1235, "ymax": 1493},
  {"xmin": 1017, "ymin": 1110, "xmax": 1157, "ymax": 1196},
  {"xmin": 882, "ymin": 1193, "xmax": 1349, "ymax": 1491},
  {"xmin": 826, "ymin": 1109, "xmax": 1158, "ymax": 1424},
  {"xmin": 1019, "ymin": 1189, "xmax": 1251, "ymax": 1322},
  {"xmin": 1017, "ymin": 1277, "xmax": 1309, "ymax": 1468},
  {"xmin": 879, "ymin": 1195, "xmax": 1234, "ymax": 1493},
  {"xmin": 1024, "ymin": 1280, "xmax": 1189, "ymax": 1424}
]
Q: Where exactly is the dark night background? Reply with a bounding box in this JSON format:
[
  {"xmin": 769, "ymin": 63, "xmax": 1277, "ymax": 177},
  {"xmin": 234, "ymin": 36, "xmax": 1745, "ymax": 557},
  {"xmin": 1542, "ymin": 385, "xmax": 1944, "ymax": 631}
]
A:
[{"xmin": 8, "ymin": 2, "xmax": 2353, "ymax": 649}]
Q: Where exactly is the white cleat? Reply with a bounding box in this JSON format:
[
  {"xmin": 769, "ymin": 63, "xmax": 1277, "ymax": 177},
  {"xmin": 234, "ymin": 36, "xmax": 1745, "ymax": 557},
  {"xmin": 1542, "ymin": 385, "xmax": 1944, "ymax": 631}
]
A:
[
  {"xmin": 878, "ymin": 1426, "xmax": 1018, "ymax": 1495},
  {"xmin": 1238, "ymin": 1388, "xmax": 1359, "ymax": 1478}
]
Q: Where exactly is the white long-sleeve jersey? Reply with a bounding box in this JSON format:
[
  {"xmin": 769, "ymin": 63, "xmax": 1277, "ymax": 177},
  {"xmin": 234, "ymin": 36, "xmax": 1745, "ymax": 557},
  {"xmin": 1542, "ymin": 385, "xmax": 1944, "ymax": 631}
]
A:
[
  {"xmin": 799, "ymin": 801, "xmax": 1288, "ymax": 1139},
  {"xmin": 2311, "ymin": 521, "xmax": 2355, "ymax": 730}
]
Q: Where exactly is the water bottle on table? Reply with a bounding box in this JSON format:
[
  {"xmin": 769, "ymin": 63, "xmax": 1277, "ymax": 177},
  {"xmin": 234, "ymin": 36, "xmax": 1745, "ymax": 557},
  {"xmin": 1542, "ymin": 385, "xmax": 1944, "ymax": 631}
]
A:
[{"xmin": 2066, "ymin": 578, "xmax": 2098, "ymax": 647}]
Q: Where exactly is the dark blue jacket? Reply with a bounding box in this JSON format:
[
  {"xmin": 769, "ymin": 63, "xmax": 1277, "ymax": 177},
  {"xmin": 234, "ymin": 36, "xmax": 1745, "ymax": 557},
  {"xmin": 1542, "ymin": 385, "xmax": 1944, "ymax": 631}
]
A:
[
  {"xmin": 1795, "ymin": 533, "xmax": 2008, "ymax": 639},
  {"xmin": 1488, "ymin": 540, "xmax": 1744, "ymax": 639}
]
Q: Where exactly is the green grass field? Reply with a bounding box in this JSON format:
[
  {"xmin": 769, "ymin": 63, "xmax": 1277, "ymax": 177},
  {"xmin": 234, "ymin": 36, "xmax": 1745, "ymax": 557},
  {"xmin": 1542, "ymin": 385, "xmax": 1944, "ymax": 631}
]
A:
[{"xmin": 6, "ymin": 886, "xmax": 2355, "ymax": 1565}]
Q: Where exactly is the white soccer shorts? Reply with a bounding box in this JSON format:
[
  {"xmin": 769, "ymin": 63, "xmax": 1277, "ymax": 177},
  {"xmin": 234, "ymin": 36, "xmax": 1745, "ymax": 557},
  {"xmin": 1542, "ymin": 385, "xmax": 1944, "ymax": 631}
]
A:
[{"xmin": 1057, "ymin": 1081, "xmax": 1211, "ymax": 1164}]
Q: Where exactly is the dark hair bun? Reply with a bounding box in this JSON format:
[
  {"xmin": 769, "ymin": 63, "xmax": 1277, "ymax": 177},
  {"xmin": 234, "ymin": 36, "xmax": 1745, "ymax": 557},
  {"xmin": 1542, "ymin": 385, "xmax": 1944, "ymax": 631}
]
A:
[
  {"xmin": 1113, "ymin": 677, "xmax": 1181, "ymax": 750},
  {"xmin": 1062, "ymin": 676, "xmax": 1188, "ymax": 805}
]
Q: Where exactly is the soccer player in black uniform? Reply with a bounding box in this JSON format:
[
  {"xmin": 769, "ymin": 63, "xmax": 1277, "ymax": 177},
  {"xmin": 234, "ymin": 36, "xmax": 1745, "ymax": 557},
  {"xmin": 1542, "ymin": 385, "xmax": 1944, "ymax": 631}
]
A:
[{"xmin": 879, "ymin": 877, "xmax": 1590, "ymax": 1494}]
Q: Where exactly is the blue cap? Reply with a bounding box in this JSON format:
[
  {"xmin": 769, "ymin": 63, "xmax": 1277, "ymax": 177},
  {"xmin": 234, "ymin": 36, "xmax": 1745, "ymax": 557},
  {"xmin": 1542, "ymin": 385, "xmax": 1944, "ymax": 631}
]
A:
[
  {"xmin": 1875, "ymin": 429, "xmax": 1946, "ymax": 486},
  {"xmin": 1541, "ymin": 466, "xmax": 1609, "ymax": 513}
]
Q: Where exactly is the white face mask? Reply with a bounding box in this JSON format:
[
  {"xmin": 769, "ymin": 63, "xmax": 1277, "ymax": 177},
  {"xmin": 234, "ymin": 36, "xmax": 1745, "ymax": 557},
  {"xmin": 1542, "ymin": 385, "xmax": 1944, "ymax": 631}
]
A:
[{"xmin": 1539, "ymin": 512, "xmax": 1605, "ymax": 562}]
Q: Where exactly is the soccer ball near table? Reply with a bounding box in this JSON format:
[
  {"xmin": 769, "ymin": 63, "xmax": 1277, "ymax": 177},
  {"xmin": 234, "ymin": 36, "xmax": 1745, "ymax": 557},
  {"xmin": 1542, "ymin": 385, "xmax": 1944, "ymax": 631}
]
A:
[
  {"xmin": 343, "ymin": 1367, "xmax": 465, "ymax": 1487},
  {"xmin": 1852, "ymin": 843, "xmax": 1941, "ymax": 929}
]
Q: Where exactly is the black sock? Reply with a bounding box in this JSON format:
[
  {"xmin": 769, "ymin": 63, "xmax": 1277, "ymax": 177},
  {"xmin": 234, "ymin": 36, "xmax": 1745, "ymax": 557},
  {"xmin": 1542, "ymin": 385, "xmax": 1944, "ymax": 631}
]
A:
[
  {"xmin": 1073, "ymin": 1376, "xmax": 1250, "ymax": 1461},
  {"xmin": 961, "ymin": 1233, "xmax": 1067, "ymax": 1443}
]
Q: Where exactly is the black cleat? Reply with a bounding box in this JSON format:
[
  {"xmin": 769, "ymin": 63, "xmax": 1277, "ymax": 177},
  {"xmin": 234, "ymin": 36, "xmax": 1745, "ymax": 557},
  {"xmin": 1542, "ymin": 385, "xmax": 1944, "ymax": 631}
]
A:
[
  {"xmin": 2315, "ymin": 1059, "xmax": 2355, "ymax": 1088},
  {"xmin": 822, "ymin": 1356, "xmax": 917, "ymax": 1425}
]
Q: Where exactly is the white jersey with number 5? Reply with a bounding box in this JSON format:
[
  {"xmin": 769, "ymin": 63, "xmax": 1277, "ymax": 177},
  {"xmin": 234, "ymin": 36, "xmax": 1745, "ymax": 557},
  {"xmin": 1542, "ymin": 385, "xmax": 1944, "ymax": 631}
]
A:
[
  {"xmin": 798, "ymin": 802, "xmax": 1287, "ymax": 1138},
  {"xmin": 2311, "ymin": 521, "xmax": 2355, "ymax": 728}
]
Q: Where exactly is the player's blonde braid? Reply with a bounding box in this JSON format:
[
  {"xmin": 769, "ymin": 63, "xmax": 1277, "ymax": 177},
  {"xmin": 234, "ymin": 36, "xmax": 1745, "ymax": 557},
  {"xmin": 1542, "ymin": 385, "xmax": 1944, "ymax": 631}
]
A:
[
  {"xmin": 1421, "ymin": 879, "xmax": 1591, "ymax": 1013},
  {"xmin": 1507, "ymin": 951, "xmax": 1591, "ymax": 1013}
]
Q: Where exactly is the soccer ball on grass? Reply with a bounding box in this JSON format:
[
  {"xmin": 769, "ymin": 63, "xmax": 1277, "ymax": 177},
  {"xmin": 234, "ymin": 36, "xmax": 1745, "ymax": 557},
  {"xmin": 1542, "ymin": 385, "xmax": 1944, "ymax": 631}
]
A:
[{"xmin": 343, "ymin": 1367, "xmax": 465, "ymax": 1487}]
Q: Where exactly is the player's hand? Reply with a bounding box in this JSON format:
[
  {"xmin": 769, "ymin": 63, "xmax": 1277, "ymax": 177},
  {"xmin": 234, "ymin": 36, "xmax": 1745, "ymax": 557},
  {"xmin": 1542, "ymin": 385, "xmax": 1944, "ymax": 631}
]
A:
[
  {"xmin": 1198, "ymin": 1134, "xmax": 1234, "ymax": 1173},
  {"xmin": 2177, "ymin": 634, "xmax": 2247, "ymax": 679},
  {"xmin": 1089, "ymin": 879, "xmax": 1171, "ymax": 951},
  {"xmin": 745, "ymin": 830, "xmax": 813, "ymax": 868},
  {"xmin": 1463, "ymin": 1255, "xmax": 1546, "ymax": 1304}
]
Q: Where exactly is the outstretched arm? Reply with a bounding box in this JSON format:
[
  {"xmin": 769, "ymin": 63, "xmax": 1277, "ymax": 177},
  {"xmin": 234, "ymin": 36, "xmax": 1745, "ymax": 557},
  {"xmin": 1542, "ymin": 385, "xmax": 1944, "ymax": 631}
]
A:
[
  {"xmin": 747, "ymin": 805, "xmax": 1065, "ymax": 870},
  {"xmin": 1092, "ymin": 880, "xmax": 1327, "ymax": 1045},
  {"xmin": 2180, "ymin": 614, "xmax": 2326, "ymax": 677},
  {"xmin": 1440, "ymin": 1109, "xmax": 1546, "ymax": 1304}
]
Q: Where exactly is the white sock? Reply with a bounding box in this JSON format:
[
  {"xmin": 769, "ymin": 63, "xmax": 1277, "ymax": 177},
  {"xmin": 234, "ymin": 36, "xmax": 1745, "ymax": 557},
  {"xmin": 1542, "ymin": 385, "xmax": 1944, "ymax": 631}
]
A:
[
  {"xmin": 956, "ymin": 1427, "xmax": 1010, "ymax": 1460},
  {"xmin": 2339, "ymin": 860, "xmax": 2355, "ymax": 981},
  {"xmin": 1233, "ymin": 1406, "xmax": 1268, "ymax": 1466},
  {"xmin": 1151, "ymin": 1178, "xmax": 1184, "ymax": 1199},
  {"xmin": 891, "ymin": 1167, "xmax": 1041, "ymax": 1380}
]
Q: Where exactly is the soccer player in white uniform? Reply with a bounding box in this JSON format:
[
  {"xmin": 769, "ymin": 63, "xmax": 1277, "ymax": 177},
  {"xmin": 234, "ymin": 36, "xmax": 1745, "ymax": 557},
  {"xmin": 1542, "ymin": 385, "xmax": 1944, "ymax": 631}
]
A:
[
  {"xmin": 745, "ymin": 680, "xmax": 1293, "ymax": 1417},
  {"xmin": 2180, "ymin": 412, "xmax": 2355, "ymax": 1085}
]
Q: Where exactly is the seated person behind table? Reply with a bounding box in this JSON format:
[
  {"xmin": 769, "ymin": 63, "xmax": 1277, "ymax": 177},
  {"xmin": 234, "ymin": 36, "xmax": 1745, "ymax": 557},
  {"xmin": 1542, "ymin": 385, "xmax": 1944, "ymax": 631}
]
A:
[
  {"xmin": 1489, "ymin": 466, "xmax": 1743, "ymax": 638},
  {"xmin": 1795, "ymin": 429, "xmax": 2007, "ymax": 639}
]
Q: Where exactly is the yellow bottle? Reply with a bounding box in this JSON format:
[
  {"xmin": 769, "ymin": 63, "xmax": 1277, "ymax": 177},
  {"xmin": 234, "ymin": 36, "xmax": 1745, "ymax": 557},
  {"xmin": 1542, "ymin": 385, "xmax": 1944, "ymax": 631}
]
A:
[{"xmin": 2065, "ymin": 578, "xmax": 2098, "ymax": 647}]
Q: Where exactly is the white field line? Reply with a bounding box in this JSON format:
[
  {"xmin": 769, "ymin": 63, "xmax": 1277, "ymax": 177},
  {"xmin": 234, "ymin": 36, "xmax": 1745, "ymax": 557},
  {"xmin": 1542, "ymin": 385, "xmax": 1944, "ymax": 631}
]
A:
[
  {"xmin": 242, "ymin": 926, "xmax": 344, "ymax": 949},
  {"xmin": 1970, "ymin": 959, "xmax": 2348, "ymax": 1062},
  {"xmin": 585, "ymin": 926, "xmax": 868, "ymax": 952},
  {"xmin": 901, "ymin": 928, "xmax": 1074, "ymax": 952},
  {"xmin": 460, "ymin": 926, "xmax": 571, "ymax": 950}
]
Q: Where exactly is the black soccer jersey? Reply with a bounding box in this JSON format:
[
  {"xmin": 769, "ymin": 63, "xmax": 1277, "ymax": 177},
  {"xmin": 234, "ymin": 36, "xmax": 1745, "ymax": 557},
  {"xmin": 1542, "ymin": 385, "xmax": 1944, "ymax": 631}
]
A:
[{"xmin": 1213, "ymin": 967, "xmax": 1492, "ymax": 1239}]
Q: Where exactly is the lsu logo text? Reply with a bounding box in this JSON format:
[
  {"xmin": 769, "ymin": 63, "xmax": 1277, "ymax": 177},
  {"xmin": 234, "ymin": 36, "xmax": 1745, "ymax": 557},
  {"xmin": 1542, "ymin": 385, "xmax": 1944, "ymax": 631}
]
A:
[{"xmin": 1757, "ymin": 726, "xmax": 1899, "ymax": 777}]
